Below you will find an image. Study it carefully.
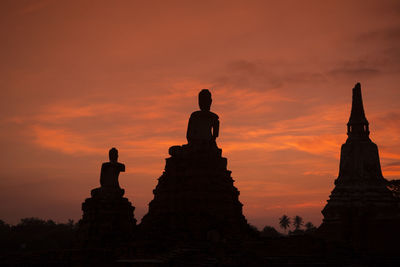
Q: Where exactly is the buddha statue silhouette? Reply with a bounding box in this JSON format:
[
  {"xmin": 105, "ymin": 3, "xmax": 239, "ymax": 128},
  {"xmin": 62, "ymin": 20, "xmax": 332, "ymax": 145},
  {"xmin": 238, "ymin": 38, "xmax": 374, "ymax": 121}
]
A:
[
  {"xmin": 91, "ymin": 147, "xmax": 125, "ymax": 198},
  {"xmin": 168, "ymin": 89, "xmax": 220, "ymax": 157},
  {"xmin": 186, "ymin": 89, "xmax": 220, "ymax": 147},
  {"xmin": 140, "ymin": 89, "xmax": 249, "ymax": 240}
]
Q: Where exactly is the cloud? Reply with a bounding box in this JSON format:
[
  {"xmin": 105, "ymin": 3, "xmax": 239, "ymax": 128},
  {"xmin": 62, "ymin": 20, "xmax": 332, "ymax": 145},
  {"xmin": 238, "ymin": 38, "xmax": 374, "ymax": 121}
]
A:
[
  {"xmin": 327, "ymin": 59, "xmax": 381, "ymax": 78},
  {"xmin": 375, "ymin": 112, "xmax": 400, "ymax": 132},
  {"xmin": 35, "ymin": 103, "xmax": 128, "ymax": 121},
  {"xmin": 303, "ymin": 170, "xmax": 336, "ymax": 176},
  {"xmin": 18, "ymin": 0, "xmax": 52, "ymax": 15},
  {"xmin": 211, "ymin": 59, "xmax": 328, "ymax": 92},
  {"xmin": 353, "ymin": 26, "xmax": 400, "ymax": 72},
  {"xmin": 282, "ymin": 134, "xmax": 343, "ymax": 158},
  {"xmin": 222, "ymin": 134, "xmax": 343, "ymax": 159},
  {"xmin": 357, "ymin": 26, "xmax": 400, "ymax": 43},
  {"xmin": 290, "ymin": 202, "xmax": 325, "ymax": 209},
  {"xmin": 32, "ymin": 125, "xmax": 103, "ymax": 155},
  {"xmin": 328, "ymin": 67, "xmax": 380, "ymax": 78},
  {"xmin": 219, "ymin": 101, "xmax": 347, "ymax": 158},
  {"xmin": 13, "ymin": 85, "xmax": 300, "ymax": 156},
  {"xmin": 385, "ymin": 161, "xmax": 400, "ymax": 167},
  {"xmin": 227, "ymin": 60, "xmax": 262, "ymax": 75}
]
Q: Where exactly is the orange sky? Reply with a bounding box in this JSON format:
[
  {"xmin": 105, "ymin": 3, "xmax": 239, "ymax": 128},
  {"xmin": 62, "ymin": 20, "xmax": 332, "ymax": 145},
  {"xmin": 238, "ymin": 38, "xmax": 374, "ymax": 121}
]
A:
[{"xmin": 1, "ymin": 0, "xmax": 400, "ymax": 230}]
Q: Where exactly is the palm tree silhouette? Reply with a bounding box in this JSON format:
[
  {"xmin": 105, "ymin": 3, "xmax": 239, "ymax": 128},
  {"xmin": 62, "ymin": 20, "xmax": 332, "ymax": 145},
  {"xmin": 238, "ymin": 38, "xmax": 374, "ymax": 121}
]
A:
[
  {"xmin": 293, "ymin": 215, "xmax": 304, "ymax": 230},
  {"xmin": 279, "ymin": 215, "xmax": 291, "ymax": 234}
]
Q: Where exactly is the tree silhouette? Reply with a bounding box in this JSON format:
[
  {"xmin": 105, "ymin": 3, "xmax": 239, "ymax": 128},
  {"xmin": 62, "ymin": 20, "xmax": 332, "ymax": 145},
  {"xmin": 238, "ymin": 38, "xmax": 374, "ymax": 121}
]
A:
[
  {"xmin": 1, "ymin": 217, "xmax": 76, "ymax": 252},
  {"xmin": 279, "ymin": 215, "xmax": 291, "ymax": 234},
  {"xmin": 305, "ymin": 221, "xmax": 316, "ymax": 232},
  {"xmin": 293, "ymin": 215, "xmax": 304, "ymax": 230}
]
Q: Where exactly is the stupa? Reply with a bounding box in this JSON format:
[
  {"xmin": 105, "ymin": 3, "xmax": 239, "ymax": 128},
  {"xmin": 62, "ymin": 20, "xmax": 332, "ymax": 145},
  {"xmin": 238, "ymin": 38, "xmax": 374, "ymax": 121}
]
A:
[
  {"xmin": 78, "ymin": 148, "xmax": 136, "ymax": 247},
  {"xmin": 140, "ymin": 89, "xmax": 250, "ymax": 241},
  {"xmin": 319, "ymin": 83, "xmax": 400, "ymax": 249}
]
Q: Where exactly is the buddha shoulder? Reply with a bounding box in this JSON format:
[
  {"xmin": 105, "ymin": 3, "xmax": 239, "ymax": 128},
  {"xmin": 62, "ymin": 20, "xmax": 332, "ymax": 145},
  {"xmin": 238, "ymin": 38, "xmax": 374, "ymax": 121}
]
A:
[{"xmin": 190, "ymin": 111, "xmax": 219, "ymax": 120}]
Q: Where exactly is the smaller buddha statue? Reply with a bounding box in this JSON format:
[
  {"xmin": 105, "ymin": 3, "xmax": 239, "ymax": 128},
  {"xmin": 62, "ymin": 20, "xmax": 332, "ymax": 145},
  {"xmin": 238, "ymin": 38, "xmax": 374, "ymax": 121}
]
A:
[
  {"xmin": 91, "ymin": 148, "xmax": 126, "ymax": 199},
  {"xmin": 186, "ymin": 89, "xmax": 220, "ymax": 148}
]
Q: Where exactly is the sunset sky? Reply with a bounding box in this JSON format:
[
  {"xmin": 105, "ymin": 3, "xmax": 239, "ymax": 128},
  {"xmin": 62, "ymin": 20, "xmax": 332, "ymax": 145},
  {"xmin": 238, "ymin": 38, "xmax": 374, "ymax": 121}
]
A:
[{"xmin": 1, "ymin": 0, "xmax": 400, "ymax": 230}]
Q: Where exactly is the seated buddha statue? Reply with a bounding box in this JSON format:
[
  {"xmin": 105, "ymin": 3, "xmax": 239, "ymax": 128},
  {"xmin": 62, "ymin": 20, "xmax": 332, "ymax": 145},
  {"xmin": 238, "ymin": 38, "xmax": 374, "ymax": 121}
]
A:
[
  {"xmin": 91, "ymin": 148, "xmax": 126, "ymax": 199},
  {"xmin": 186, "ymin": 89, "xmax": 220, "ymax": 148}
]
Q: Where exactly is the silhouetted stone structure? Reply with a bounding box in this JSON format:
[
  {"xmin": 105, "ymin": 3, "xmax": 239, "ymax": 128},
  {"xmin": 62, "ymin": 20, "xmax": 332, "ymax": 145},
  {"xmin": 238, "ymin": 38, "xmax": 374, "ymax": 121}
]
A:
[
  {"xmin": 319, "ymin": 83, "xmax": 400, "ymax": 250},
  {"xmin": 140, "ymin": 89, "xmax": 249, "ymax": 241},
  {"xmin": 78, "ymin": 148, "xmax": 136, "ymax": 247}
]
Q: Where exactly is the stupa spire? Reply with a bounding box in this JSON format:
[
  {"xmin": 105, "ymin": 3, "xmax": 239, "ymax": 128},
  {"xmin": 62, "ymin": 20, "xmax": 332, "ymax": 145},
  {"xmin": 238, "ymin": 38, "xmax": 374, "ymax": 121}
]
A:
[
  {"xmin": 319, "ymin": 83, "xmax": 400, "ymax": 249},
  {"xmin": 347, "ymin": 83, "xmax": 369, "ymax": 139}
]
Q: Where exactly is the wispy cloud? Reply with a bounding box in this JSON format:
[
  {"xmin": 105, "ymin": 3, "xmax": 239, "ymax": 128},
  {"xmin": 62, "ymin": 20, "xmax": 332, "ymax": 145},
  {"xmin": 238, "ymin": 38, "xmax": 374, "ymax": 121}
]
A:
[{"xmin": 32, "ymin": 125, "xmax": 103, "ymax": 155}]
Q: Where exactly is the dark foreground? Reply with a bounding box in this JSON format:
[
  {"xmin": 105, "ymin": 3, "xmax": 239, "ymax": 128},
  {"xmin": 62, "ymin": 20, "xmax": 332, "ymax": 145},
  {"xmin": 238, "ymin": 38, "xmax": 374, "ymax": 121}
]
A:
[{"xmin": 1, "ymin": 230, "xmax": 400, "ymax": 267}]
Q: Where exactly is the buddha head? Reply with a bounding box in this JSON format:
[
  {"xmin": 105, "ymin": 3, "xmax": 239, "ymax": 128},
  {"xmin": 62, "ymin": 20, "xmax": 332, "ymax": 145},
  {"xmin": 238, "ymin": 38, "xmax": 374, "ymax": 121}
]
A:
[
  {"xmin": 109, "ymin": 147, "xmax": 118, "ymax": 162},
  {"xmin": 199, "ymin": 89, "xmax": 212, "ymax": 111}
]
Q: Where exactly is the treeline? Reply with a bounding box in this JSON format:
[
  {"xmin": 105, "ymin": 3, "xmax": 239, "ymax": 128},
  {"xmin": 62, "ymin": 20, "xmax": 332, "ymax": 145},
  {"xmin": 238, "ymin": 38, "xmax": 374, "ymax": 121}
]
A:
[
  {"xmin": 0, "ymin": 215, "xmax": 316, "ymax": 251},
  {"xmin": 256, "ymin": 215, "xmax": 317, "ymax": 237},
  {"xmin": 0, "ymin": 218, "xmax": 77, "ymax": 252}
]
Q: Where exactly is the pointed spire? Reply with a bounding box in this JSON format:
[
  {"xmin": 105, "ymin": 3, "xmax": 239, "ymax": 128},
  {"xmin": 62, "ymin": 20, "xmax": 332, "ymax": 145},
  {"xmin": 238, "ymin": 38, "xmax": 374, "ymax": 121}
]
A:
[{"xmin": 347, "ymin": 83, "xmax": 369, "ymax": 139}]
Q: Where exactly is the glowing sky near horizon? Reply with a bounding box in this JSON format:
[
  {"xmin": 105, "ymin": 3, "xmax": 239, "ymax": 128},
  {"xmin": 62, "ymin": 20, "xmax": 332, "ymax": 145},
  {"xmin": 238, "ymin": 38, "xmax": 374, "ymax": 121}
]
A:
[{"xmin": 1, "ymin": 0, "xmax": 400, "ymax": 230}]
